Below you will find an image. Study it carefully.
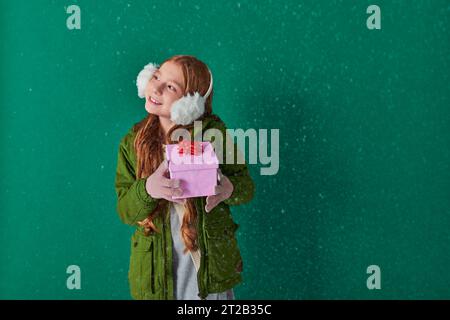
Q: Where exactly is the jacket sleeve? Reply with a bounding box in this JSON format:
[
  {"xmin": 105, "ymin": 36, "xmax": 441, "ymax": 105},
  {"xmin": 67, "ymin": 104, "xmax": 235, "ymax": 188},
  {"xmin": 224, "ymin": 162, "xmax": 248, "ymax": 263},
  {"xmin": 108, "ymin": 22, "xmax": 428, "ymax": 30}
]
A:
[
  {"xmin": 115, "ymin": 132, "xmax": 159, "ymax": 225},
  {"xmin": 205, "ymin": 120, "xmax": 255, "ymax": 206}
]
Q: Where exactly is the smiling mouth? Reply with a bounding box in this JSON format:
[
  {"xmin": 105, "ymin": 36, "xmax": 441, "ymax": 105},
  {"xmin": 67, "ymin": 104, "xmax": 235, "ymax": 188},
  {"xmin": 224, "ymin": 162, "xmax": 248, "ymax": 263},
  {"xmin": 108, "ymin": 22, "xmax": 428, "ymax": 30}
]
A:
[{"xmin": 149, "ymin": 97, "xmax": 162, "ymax": 105}]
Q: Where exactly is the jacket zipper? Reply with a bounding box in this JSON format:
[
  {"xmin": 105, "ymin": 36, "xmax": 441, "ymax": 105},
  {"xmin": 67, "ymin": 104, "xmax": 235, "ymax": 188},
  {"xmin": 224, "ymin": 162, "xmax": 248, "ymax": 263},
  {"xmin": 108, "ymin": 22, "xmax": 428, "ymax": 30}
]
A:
[
  {"xmin": 150, "ymin": 241, "xmax": 155, "ymax": 294},
  {"xmin": 197, "ymin": 197, "xmax": 208, "ymax": 300},
  {"xmin": 162, "ymin": 209, "xmax": 167, "ymax": 299}
]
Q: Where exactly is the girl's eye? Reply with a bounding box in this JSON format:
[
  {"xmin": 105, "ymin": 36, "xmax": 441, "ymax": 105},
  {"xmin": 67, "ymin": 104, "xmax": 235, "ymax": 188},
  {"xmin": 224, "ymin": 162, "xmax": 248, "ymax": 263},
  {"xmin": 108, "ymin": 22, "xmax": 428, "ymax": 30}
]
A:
[{"xmin": 168, "ymin": 85, "xmax": 176, "ymax": 92}]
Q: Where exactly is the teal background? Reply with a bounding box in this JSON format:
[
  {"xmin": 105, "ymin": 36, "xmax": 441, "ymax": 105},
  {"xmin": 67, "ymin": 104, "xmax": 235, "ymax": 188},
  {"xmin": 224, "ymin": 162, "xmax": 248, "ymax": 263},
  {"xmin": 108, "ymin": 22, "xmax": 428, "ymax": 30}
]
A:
[{"xmin": 1, "ymin": 0, "xmax": 449, "ymax": 299}]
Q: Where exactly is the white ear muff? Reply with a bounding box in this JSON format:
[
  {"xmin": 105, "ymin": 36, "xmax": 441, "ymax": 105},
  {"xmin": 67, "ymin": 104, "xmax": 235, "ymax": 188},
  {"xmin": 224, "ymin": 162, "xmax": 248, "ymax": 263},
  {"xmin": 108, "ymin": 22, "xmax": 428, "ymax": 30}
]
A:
[
  {"xmin": 170, "ymin": 69, "xmax": 213, "ymax": 125},
  {"xmin": 170, "ymin": 92, "xmax": 206, "ymax": 125},
  {"xmin": 136, "ymin": 62, "xmax": 159, "ymax": 98}
]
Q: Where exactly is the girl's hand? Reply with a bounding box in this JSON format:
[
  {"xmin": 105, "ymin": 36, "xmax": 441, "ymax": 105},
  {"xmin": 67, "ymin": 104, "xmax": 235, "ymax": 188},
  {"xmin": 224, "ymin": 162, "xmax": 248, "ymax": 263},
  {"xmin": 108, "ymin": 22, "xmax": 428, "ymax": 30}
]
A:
[
  {"xmin": 145, "ymin": 160, "xmax": 185, "ymax": 204},
  {"xmin": 205, "ymin": 170, "xmax": 234, "ymax": 213}
]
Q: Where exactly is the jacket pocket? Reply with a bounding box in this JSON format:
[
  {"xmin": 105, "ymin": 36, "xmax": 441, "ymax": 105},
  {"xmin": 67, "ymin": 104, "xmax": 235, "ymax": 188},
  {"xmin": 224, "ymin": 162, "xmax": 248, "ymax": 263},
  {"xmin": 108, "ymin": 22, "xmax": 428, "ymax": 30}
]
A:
[
  {"xmin": 128, "ymin": 231, "xmax": 157, "ymax": 299},
  {"xmin": 205, "ymin": 222, "xmax": 243, "ymax": 286}
]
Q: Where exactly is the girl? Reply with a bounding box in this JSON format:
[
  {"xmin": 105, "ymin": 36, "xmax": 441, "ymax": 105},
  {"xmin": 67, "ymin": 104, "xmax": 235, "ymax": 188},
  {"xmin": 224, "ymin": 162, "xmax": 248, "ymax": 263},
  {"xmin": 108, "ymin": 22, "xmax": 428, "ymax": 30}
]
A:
[{"xmin": 114, "ymin": 55, "xmax": 255, "ymax": 300}]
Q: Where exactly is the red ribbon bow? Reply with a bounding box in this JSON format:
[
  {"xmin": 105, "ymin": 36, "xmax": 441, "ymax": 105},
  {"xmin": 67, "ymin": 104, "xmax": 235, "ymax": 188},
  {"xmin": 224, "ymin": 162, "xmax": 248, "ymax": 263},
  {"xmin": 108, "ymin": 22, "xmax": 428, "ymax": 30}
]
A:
[{"xmin": 177, "ymin": 141, "xmax": 203, "ymax": 155}]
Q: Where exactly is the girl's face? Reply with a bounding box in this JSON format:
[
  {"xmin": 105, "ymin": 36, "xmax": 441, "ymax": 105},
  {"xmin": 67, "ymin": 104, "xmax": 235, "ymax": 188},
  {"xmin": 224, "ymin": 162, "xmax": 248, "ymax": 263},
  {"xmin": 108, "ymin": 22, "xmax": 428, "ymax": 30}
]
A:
[{"xmin": 144, "ymin": 61, "xmax": 186, "ymax": 118}]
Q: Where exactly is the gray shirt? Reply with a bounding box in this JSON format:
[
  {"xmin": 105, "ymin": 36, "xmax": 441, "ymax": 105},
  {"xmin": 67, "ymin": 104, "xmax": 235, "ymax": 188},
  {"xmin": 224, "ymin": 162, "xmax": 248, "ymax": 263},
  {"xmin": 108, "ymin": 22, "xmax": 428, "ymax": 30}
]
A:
[{"xmin": 169, "ymin": 203, "xmax": 234, "ymax": 300}]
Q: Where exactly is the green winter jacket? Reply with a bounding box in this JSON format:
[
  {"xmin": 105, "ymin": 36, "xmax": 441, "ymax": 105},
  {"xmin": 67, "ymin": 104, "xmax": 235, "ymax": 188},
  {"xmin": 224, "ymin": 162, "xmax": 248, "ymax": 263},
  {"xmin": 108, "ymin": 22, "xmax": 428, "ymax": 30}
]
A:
[{"xmin": 114, "ymin": 116, "xmax": 255, "ymax": 300}]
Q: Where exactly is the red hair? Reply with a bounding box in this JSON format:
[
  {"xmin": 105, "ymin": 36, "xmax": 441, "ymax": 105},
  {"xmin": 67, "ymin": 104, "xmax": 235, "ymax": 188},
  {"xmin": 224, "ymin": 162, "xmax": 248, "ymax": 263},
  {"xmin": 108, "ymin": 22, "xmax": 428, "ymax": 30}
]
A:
[{"xmin": 133, "ymin": 55, "xmax": 219, "ymax": 253}]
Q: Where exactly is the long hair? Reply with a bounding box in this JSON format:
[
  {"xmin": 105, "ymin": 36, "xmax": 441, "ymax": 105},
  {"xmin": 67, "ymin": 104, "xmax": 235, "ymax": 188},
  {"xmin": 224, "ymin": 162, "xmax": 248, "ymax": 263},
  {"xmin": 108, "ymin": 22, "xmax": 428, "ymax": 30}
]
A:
[{"xmin": 132, "ymin": 55, "xmax": 219, "ymax": 253}]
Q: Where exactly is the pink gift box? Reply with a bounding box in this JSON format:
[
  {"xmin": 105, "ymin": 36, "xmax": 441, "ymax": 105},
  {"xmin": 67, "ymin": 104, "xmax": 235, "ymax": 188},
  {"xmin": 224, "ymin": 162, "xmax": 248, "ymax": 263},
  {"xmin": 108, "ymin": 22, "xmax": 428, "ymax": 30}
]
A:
[{"xmin": 165, "ymin": 141, "xmax": 219, "ymax": 199}]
